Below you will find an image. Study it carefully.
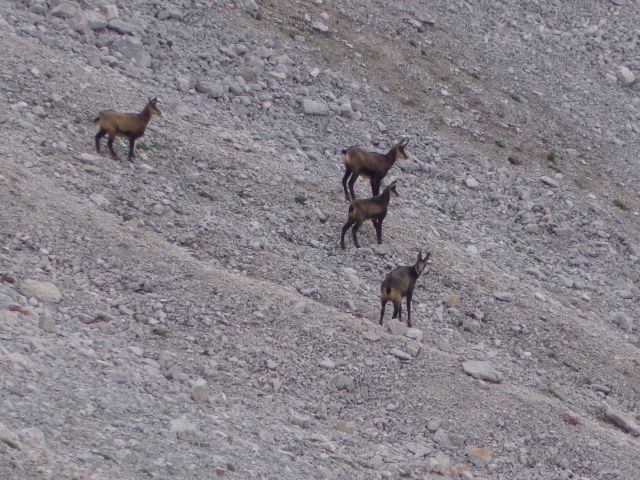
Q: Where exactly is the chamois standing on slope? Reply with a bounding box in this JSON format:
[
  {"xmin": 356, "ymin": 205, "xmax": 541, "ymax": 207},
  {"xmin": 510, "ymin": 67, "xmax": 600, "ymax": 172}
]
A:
[
  {"xmin": 94, "ymin": 97, "xmax": 162, "ymax": 161},
  {"xmin": 380, "ymin": 250, "xmax": 431, "ymax": 327},
  {"xmin": 341, "ymin": 138, "xmax": 409, "ymax": 200},
  {"xmin": 340, "ymin": 180, "xmax": 398, "ymax": 249}
]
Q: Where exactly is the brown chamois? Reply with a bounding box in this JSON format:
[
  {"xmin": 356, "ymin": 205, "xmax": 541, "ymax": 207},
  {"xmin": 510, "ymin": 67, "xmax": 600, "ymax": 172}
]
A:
[
  {"xmin": 94, "ymin": 97, "xmax": 162, "ymax": 161},
  {"xmin": 380, "ymin": 250, "xmax": 431, "ymax": 327},
  {"xmin": 341, "ymin": 138, "xmax": 409, "ymax": 200},
  {"xmin": 340, "ymin": 180, "xmax": 398, "ymax": 250}
]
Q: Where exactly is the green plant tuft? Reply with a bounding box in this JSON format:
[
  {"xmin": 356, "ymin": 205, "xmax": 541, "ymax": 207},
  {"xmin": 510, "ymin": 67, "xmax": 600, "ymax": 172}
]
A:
[
  {"xmin": 122, "ymin": 213, "xmax": 134, "ymax": 222},
  {"xmin": 198, "ymin": 191, "xmax": 215, "ymax": 201},
  {"xmin": 294, "ymin": 194, "xmax": 307, "ymax": 206},
  {"xmin": 152, "ymin": 328, "xmax": 168, "ymax": 338},
  {"xmin": 613, "ymin": 199, "xmax": 629, "ymax": 211}
]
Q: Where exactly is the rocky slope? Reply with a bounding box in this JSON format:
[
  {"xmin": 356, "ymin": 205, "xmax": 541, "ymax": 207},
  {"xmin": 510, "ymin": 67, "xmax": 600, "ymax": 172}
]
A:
[{"xmin": 0, "ymin": 1, "xmax": 639, "ymax": 479}]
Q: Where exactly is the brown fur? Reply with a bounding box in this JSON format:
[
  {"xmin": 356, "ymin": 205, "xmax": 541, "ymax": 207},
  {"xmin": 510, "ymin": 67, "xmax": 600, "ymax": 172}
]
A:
[
  {"xmin": 341, "ymin": 138, "xmax": 409, "ymax": 200},
  {"xmin": 94, "ymin": 97, "xmax": 162, "ymax": 161},
  {"xmin": 340, "ymin": 181, "xmax": 398, "ymax": 249},
  {"xmin": 380, "ymin": 250, "xmax": 431, "ymax": 327}
]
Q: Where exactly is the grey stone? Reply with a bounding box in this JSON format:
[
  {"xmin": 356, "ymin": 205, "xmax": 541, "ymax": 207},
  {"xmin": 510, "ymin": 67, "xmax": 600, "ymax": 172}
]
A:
[
  {"xmin": 191, "ymin": 379, "xmax": 209, "ymax": 403},
  {"xmin": 38, "ymin": 311, "xmax": 56, "ymax": 333},
  {"xmin": 434, "ymin": 428, "xmax": 465, "ymax": 449},
  {"xmin": 157, "ymin": 8, "xmax": 184, "ymax": 21},
  {"xmin": 617, "ymin": 66, "xmax": 635, "ymax": 86},
  {"xmin": 604, "ymin": 403, "xmax": 639, "ymax": 436},
  {"xmin": 405, "ymin": 327, "xmax": 423, "ymax": 341},
  {"xmin": 540, "ymin": 176, "xmax": 559, "ymax": 188},
  {"xmin": 108, "ymin": 19, "xmax": 139, "ymax": 36},
  {"xmin": 319, "ymin": 358, "xmax": 336, "ymax": 369},
  {"xmin": 610, "ymin": 312, "xmax": 633, "ymax": 332},
  {"xmin": 387, "ymin": 318, "xmax": 408, "ymax": 336},
  {"xmin": 462, "ymin": 360, "xmax": 503, "ymax": 383},
  {"xmin": 112, "ymin": 37, "xmax": 151, "ymax": 68},
  {"xmin": 196, "ymin": 80, "xmax": 225, "ymax": 98},
  {"xmin": 464, "ymin": 176, "xmax": 479, "ymax": 189},
  {"xmin": 84, "ymin": 11, "xmax": 108, "ymax": 30},
  {"xmin": 302, "ymin": 99, "xmax": 329, "ymax": 116},
  {"xmin": 333, "ymin": 374, "xmax": 355, "ymax": 392},
  {"xmin": 19, "ymin": 280, "xmax": 62, "ymax": 302},
  {"xmin": 494, "ymin": 291, "xmax": 513, "ymax": 302},
  {"xmin": 390, "ymin": 348, "xmax": 412, "ymax": 361},
  {"xmin": 50, "ymin": 1, "xmax": 79, "ymax": 19},
  {"xmin": 312, "ymin": 22, "xmax": 329, "ymax": 33}
]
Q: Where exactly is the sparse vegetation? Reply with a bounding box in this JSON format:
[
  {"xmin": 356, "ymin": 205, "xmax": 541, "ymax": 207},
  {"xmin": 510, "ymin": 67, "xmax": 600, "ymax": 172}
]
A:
[
  {"xmin": 136, "ymin": 140, "xmax": 151, "ymax": 151},
  {"xmin": 547, "ymin": 150, "xmax": 557, "ymax": 164},
  {"xmin": 1, "ymin": 436, "xmax": 20, "ymax": 450},
  {"xmin": 152, "ymin": 327, "xmax": 168, "ymax": 338},
  {"xmin": 294, "ymin": 194, "xmax": 307, "ymax": 205},
  {"xmin": 174, "ymin": 221, "xmax": 185, "ymax": 228},
  {"xmin": 508, "ymin": 155, "xmax": 522, "ymax": 166},
  {"xmin": 510, "ymin": 93, "xmax": 522, "ymax": 103},
  {"xmin": 437, "ymin": 206, "xmax": 464, "ymax": 221},
  {"xmin": 547, "ymin": 387, "xmax": 564, "ymax": 401},
  {"xmin": 613, "ymin": 199, "xmax": 629, "ymax": 211},
  {"xmin": 122, "ymin": 213, "xmax": 134, "ymax": 222},
  {"xmin": 198, "ymin": 191, "xmax": 215, "ymax": 201},
  {"xmin": 547, "ymin": 351, "xmax": 558, "ymax": 360},
  {"xmin": 226, "ymin": 463, "xmax": 236, "ymax": 472},
  {"xmin": 495, "ymin": 139, "xmax": 506, "ymax": 148}
]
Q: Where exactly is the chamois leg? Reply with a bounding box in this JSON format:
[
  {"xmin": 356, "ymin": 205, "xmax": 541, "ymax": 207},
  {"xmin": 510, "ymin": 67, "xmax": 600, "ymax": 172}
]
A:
[
  {"xmin": 107, "ymin": 135, "xmax": 118, "ymax": 160},
  {"xmin": 351, "ymin": 221, "xmax": 363, "ymax": 248},
  {"xmin": 371, "ymin": 177, "xmax": 381, "ymax": 197},
  {"xmin": 379, "ymin": 299, "xmax": 387, "ymax": 325},
  {"xmin": 342, "ymin": 171, "xmax": 352, "ymax": 200},
  {"xmin": 340, "ymin": 219, "xmax": 356, "ymax": 250},
  {"xmin": 95, "ymin": 129, "xmax": 107, "ymax": 153},
  {"xmin": 392, "ymin": 301, "xmax": 402, "ymax": 320},
  {"xmin": 406, "ymin": 290, "xmax": 413, "ymax": 327},
  {"xmin": 374, "ymin": 218, "xmax": 384, "ymax": 244},
  {"xmin": 128, "ymin": 136, "xmax": 136, "ymax": 161},
  {"xmin": 348, "ymin": 173, "xmax": 359, "ymax": 200}
]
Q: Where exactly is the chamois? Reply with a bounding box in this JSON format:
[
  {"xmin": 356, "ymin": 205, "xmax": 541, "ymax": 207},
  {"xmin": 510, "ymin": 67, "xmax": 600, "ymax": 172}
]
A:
[
  {"xmin": 341, "ymin": 138, "xmax": 409, "ymax": 200},
  {"xmin": 94, "ymin": 97, "xmax": 162, "ymax": 161},
  {"xmin": 340, "ymin": 180, "xmax": 398, "ymax": 250},
  {"xmin": 379, "ymin": 250, "xmax": 431, "ymax": 327}
]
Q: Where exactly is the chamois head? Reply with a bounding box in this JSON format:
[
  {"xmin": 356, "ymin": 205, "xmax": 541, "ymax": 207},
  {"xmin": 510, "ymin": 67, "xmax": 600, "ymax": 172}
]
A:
[
  {"xmin": 394, "ymin": 138, "xmax": 410, "ymax": 160},
  {"xmin": 415, "ymin": 250, "xmax": 431, "ymax": 275},
  {"xmin": 147, "ymin": 97, "xmax": 162, "ymax": 116},
  {"xmin": 384, "ymin": 179, "xmax": 399, "ymax": 198}
]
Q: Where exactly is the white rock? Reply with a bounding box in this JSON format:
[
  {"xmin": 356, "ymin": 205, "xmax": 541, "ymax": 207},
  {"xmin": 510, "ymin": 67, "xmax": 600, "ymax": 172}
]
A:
[
  {"xmin": 302, "ymin": 99, "xmax": 329, "ymax": 116},
  {"xmin": 617, "ymin": 66, "xmax": 635, "ymax": 86},
  {"xmin": 464, "ymin": 177, "xmax": 479, "ymax": 189},
  {"xmin": 387, "ymin": 318, "xmax": 408, "ymax": 335},
  {"xmin": 191, "ymin": 379, "xmax": 209, "ymax": 403},
  {"xmin": 19, "ymin": 280, "xmax": 62, "ymax": 302},
  {"xmin": 462, "ymin": 360, "xmax": 503, "ymax": 383}
]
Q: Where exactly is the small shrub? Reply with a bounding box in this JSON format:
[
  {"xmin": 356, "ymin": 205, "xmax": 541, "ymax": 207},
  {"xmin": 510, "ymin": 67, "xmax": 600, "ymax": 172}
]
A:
[
  {"xmin": 122, "ymin": 213, "xmax": 134, "ymax": 222},
  {"xmin": 136, "ymin": 141, "xmax": 151, "ymax": 151},
  {"xmin": 294, "ymin": 194, "xmax": 307, "ymax": 206},
  {"xmin": 174, "ymin": 221, "xmax": 185, "ymax": 228},
  {"xmin": 510, "ymin": 93, "xmax": 522, "ymax": 103},
  {"xmin": 0, "ymin": 436, "xmax": 19, "ymax": 450},
  {"xmin": 547, "ymin": 351, "xmax": 557, "ymax": 360},
  {"xmin": 226, "ymin": 463, "xmax": 236, "ymax": 472},
  {"xmin": 547, "ymin": 150, "xmax": 557, "ymax": 164},
  {"xmin": 198, "ymin": 191, "xmax": 215, "ymax": 201},
  {"xmin": 152, "ymin": 327, "xmax": 168, "ymax": 338},
  {"xmin": 495, "ymin": 139, "xmax": 506, "ymax": 148},
  {"xmin": 613, "ymin": 199, "xmax": 629, "ymax": 211},
  {"xmin": 508, "ymin": 155, "xmax": 522, "ymax": 166}
]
